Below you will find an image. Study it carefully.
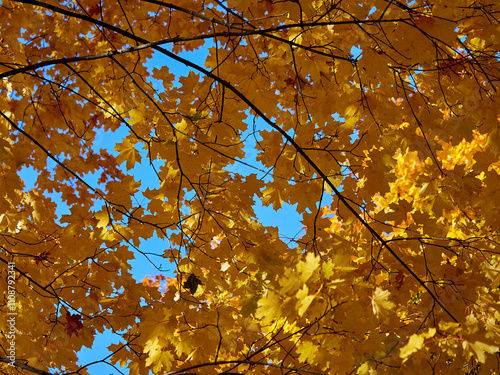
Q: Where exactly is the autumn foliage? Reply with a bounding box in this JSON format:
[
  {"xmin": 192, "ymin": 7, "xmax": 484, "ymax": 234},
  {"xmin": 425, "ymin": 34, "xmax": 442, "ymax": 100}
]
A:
[{"xmin": 1, "ymin": 0, "xmax": 500, "ymax": 374}]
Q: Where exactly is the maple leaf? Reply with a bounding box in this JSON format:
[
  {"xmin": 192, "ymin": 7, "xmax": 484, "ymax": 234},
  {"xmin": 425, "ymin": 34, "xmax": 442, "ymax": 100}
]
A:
[
  {"xmin": 296, "ymin": 340, "xmax": 318, "ymax": 363},
  {"xmin": 65, "ymin": 312, "xmax": 84, "ymax": 337},
  {"xmin": 114, "ymin": 138, "xmax": 142, "ymax": 170},
  {"xmin": 183, "ymin": 274, "xmax": 202, "ymax": 295},
  {"xmin": 394, "ymin": 270, "xmax": 404, "ymax": 289},
  {"xmin": 296, "ymin": 252, "xmax": 320, "ymax": 283},
  {"xmin": 256, "ymin": 290, "xmax": 282, "ymax": 324},
  {"xmin": 296, "ymin": 285, "xmax": 315, "ymax": 317},
  {"xmin": 144, "ymin": 337, "xmax": 175, "ymax": 372},
  {"xmin": 400, "ymin": 328, "xmax": 436, "ymax": 362},
  {"xmin": 88, "ymin": 3, "xmax": 101, "ymax": 16},
  {"xmin": 464, "ymin": 341, "xmax": 499, "ymax": 364},
  {"xmin": 370, "ymin": 287, "xmax": 396, "ymax": 321},
  {"xmin": 34, "ymin": 251, "xmax": 51, "ymax": 265}
]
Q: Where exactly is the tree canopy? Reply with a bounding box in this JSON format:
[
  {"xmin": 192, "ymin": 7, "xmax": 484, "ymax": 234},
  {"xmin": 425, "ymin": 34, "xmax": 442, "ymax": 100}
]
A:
[{"xmin": 1, "ymin": 0, "xmax": 500, "ymax": 374}]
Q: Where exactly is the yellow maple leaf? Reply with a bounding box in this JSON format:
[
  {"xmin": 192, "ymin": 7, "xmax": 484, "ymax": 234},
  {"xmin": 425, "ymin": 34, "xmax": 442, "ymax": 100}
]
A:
[
  {"xmin": 94, "ymin": 209, "xmax": 110, "ymax": 229},
  {"xmin": 323, "ymin": 174, "xmax": 342, "ymax": 195},
  {"xmin": 463, "ymin": 340, "xmax": 499, "ymax": 364},
  {"xmin": 400, "ymin": 328, "xmax": 436, "ymax": 361},
  {"xmin": 256, "ymin": 290, "xmax": 282, "ymax": 324},
  {"xmin": 261, "ymin": 185, "xmax": 283, "ymax": 210},
  {"xmin": 296, "ymin": 340, "xmax": 318, "ymax": 363},
  {"xmin": 144, "ymin": 337, "xmax": 174, "ymax": 372},
  {"xmin": 297, "ymin": 252, "xmax": 320, "ymax": 283},
  {"xmin": 296, "ymin": 285, "xmax": 315, "ymax": 317},
  {"xmin": 114, "ymin": 138, "xmax": 141, "ymax": 170},
  {"xmin": 371, "ymin": 287, "xmax": 396, "ymax": 321}
]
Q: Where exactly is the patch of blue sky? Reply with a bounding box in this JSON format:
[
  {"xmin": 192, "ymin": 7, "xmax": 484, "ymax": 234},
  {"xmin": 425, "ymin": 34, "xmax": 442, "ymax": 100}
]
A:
[
  {"xmin": 408, "ymin": 66, "xmax": 423, "ymax": 90},
  {"xmin": 145, "ymin": 41, "xmax": 213, "ymax": 89},
  {"xmin": 350, "ymin": 45, "xmax": 363, "ymax": 59},
  {"xmin": 254, "ymin": 198, "xmax": 304, "ymax": 247},
  {"xmin": 77, "ymin": 335, "xmax": 134, "ymax": 375}
]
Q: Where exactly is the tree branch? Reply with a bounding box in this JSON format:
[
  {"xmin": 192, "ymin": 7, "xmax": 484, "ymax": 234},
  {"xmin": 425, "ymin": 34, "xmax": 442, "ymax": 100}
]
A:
[{"xmin": 0, "ymin": 356, "xmax": 52, "ymax": 375}]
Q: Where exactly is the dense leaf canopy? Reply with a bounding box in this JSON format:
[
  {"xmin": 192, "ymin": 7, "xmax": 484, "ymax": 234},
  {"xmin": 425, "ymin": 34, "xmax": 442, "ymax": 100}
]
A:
[{"xmin": 1, "ymin": 0, "xmax": 500, "ymax": 374}]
